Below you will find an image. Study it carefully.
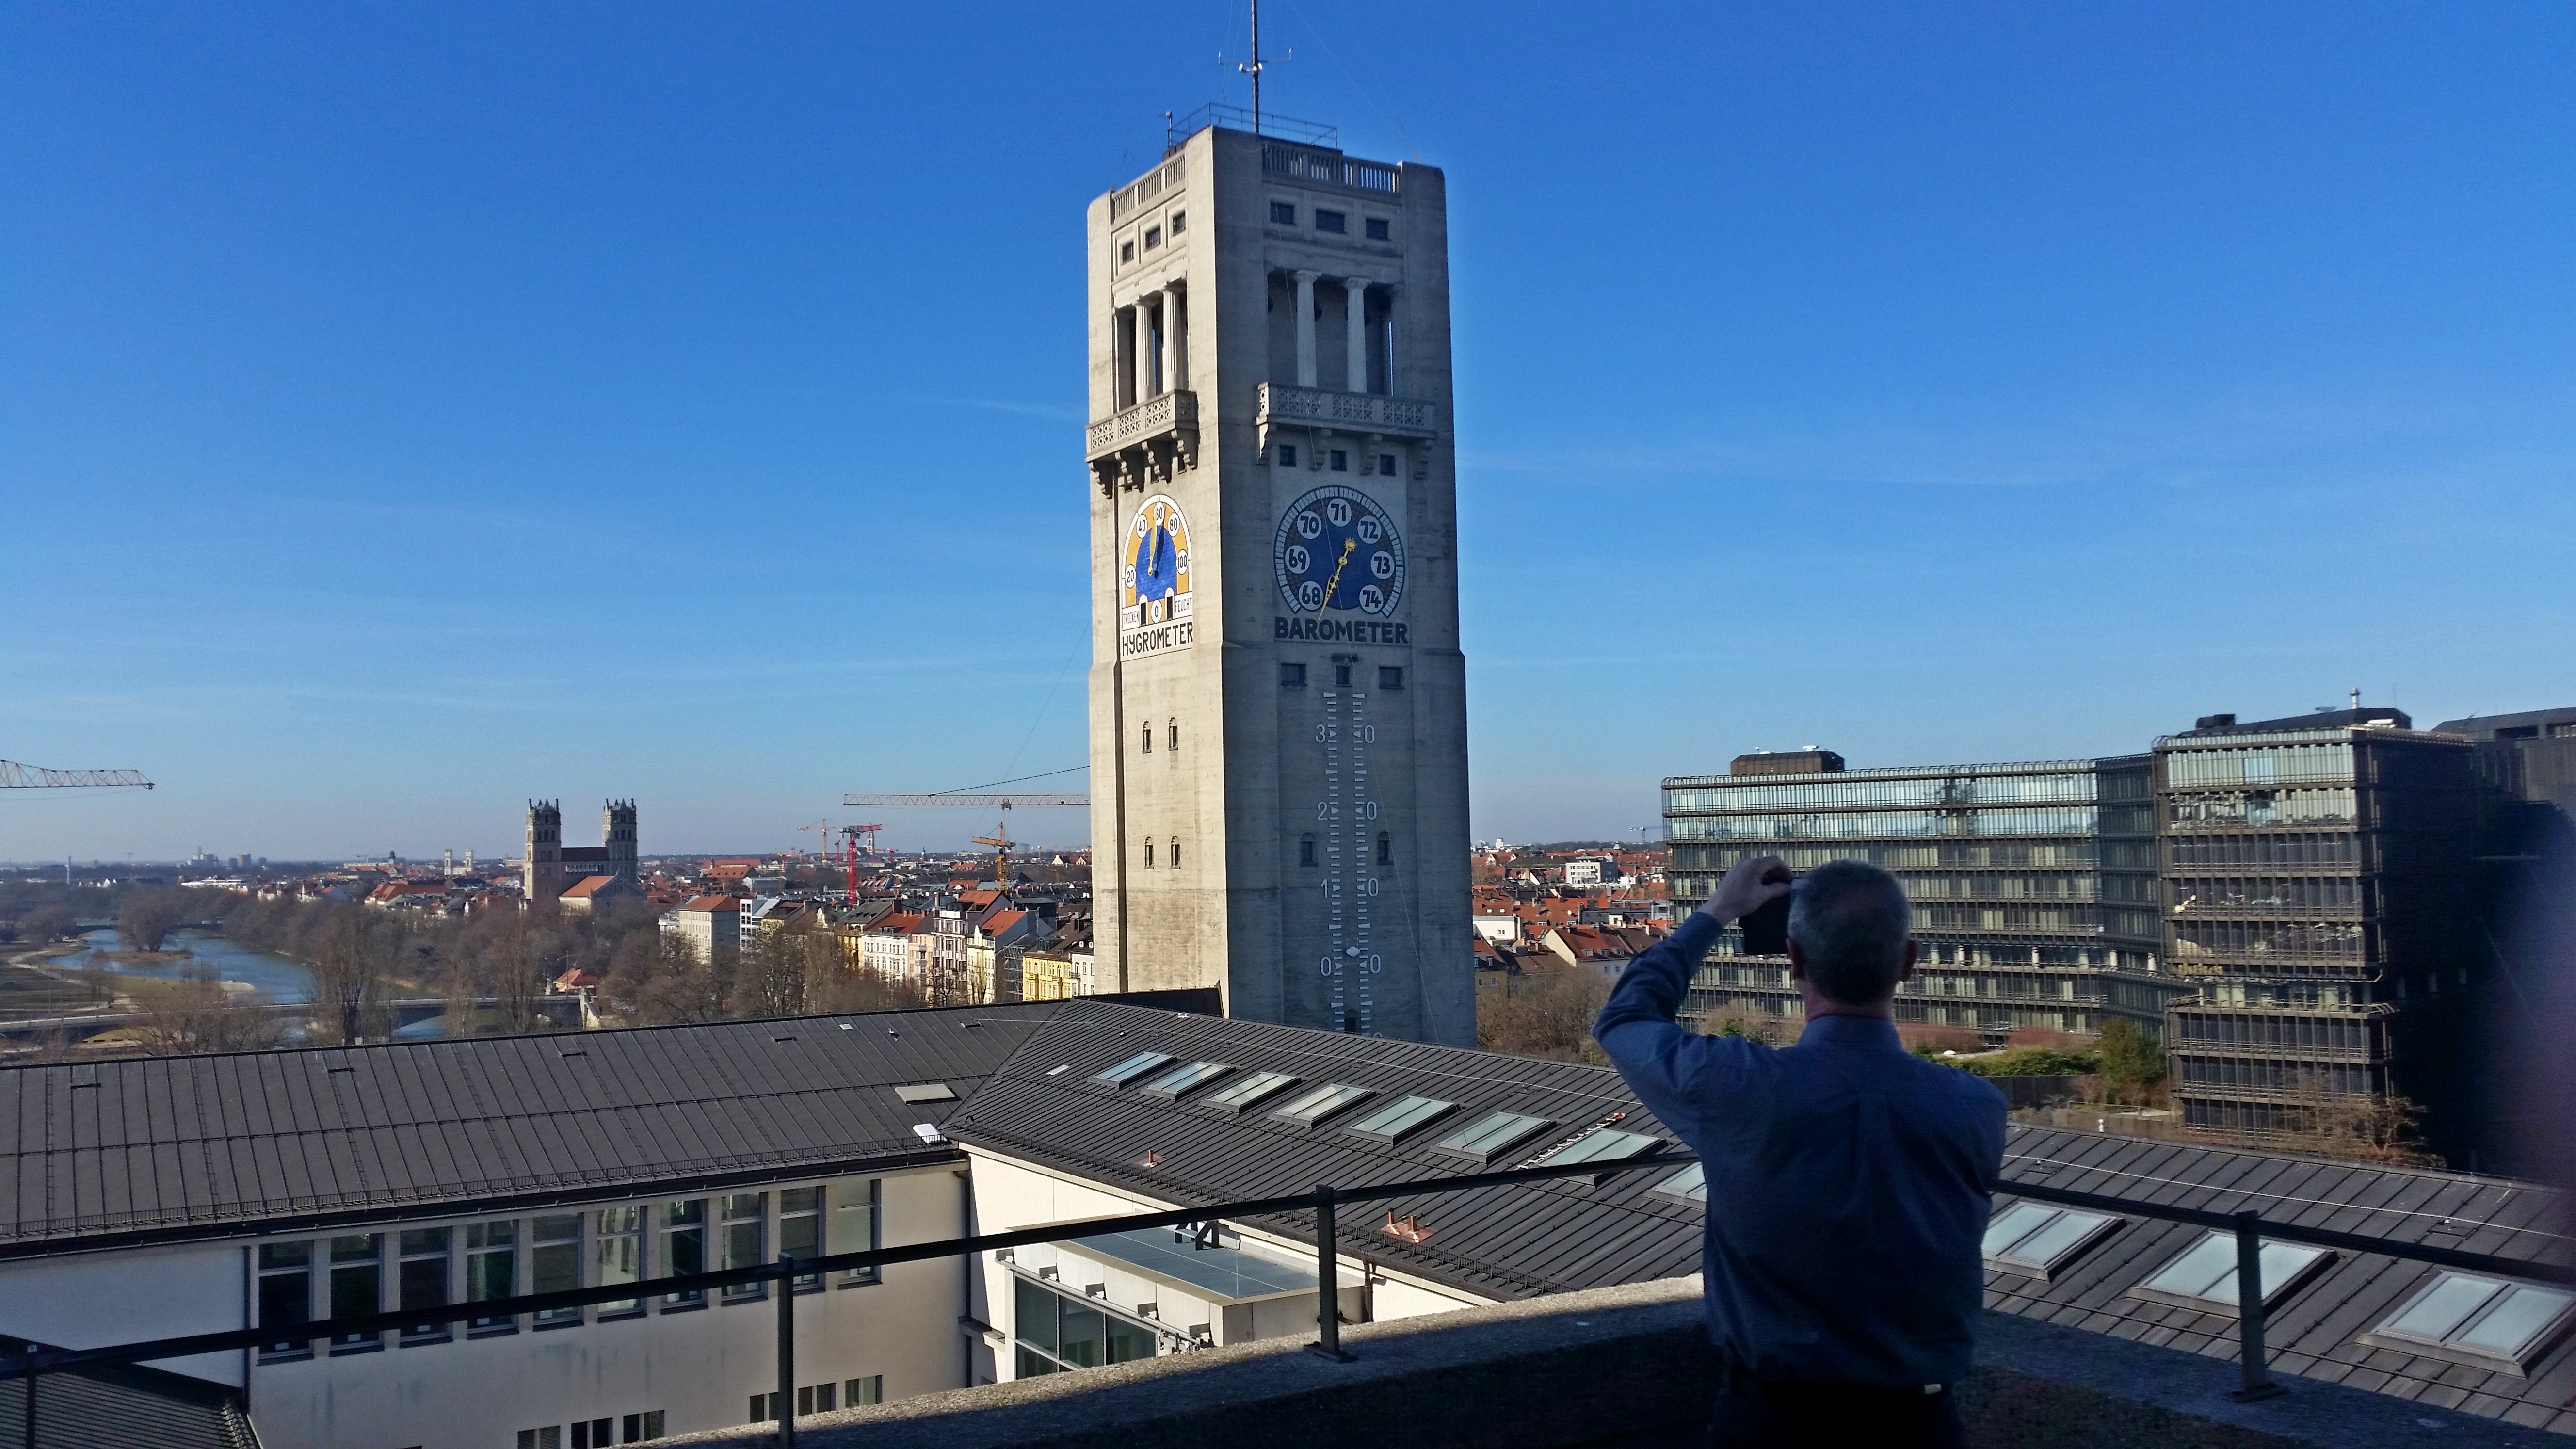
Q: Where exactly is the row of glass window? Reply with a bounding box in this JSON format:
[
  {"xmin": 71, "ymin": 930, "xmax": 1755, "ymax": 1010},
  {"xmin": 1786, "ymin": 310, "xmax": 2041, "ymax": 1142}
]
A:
[
  {"xmin": 255, "ymin": 1183, "xmax": 878, "ymax": 1360},
  {"xmin": 2168, "ymin": 1012, "xmax": 2379, "ymax": 1051},
  {"xmin": 2167, "ymin": 831, "xmax": 2359, "ymax": 867},
  {"xmin": 1673, "ymin": 841, "xmax": 2118, "ymax": 871},
  {"xmin": 1985, "ymin": 1203, "xmax": 2575, "ymax": 1375},
  {"xmin": 1667, "ymin": 807, "xmax": 2104, "ymax": 843},
  {"xmin": 1663, "ymin": 772, "xmax": 2102, "ymax": 815},
  {"xmin": 2170, "ymin": 877, "xmax": 2365, "ymax": 912},
  {"xmin": 2185, "ymin": 982, "xmax": 2360, "ymax": 1007},
  {"xmin": 2164, "ymin": 789, "xmax": 2357, "ymax": 829},
  {"xmin": 2171, "ymin": 919, "xmax": 2366, "ymax": 960},
  {"xmin": 1013, "ymin": 1277, "xmax": 1161, "ymax": 1378},
  {"xmin": 2174, "ymin": 1057, "xmax": 2376, "ymax": 1095},
  {"xmin": 1267, "ymin": 200, "xmax": 1392, "ymax": 240},
  {"xmin": 2162, "ymin": 743, "xmax": 2354, "ymax": 789}
]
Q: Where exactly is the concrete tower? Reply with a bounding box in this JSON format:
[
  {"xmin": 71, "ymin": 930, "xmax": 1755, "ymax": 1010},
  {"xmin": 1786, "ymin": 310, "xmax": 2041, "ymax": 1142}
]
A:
[
  {"xmin": 1085, "ymin": 120, "xmax": 1472, "ymax": 1046},
  {"xmin": 523, "ymin": 800, "xmax": 563, "ymax": 906},
  {"xmin": 604, "ymin": 800, "xmax": 639, "ymax": 880}
]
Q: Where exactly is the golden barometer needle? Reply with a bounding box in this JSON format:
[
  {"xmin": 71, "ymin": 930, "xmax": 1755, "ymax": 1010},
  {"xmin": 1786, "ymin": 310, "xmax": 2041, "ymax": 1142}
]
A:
[{"xmin": 1322, "ymin": 538, "xmax": 1357, "ymax": 604}]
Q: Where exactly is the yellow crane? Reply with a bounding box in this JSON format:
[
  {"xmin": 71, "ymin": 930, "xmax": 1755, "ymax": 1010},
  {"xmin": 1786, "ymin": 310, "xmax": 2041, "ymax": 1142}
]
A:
[{"xmin": 839, "ymin": 791, "xmax": 1088, "ymax": 888}]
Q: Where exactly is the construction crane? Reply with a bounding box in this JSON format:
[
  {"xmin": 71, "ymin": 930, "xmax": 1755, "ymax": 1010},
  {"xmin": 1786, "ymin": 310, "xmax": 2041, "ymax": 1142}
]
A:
[
  {"xmin": 1, "ymin": 761, "xmax": 154, "ymax": 789},
  {"xmin": 837, "ymin": 824, "xmax": 885, "ymax": 905},
  {"xmin": 839, "ymin": 792, "xmax": 1089, "ymax": 889}
]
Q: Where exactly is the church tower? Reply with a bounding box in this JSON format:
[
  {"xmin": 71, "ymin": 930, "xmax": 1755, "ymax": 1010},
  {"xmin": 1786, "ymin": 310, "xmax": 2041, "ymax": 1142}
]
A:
[
  {"xmin": 603, "ymin": 800, "xmax": 639, "ymax": 882},
  {"xmin": 1085, "ymin": 120, "xmax": 1473, "ymax": 1046},
  {"xmin": 523, "ymin": 800, "xmax": 563, "ymax": 906}
]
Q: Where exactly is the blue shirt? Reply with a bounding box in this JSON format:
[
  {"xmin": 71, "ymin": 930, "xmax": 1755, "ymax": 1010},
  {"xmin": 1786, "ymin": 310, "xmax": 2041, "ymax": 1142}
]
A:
[{"xmin": 1595, "ymin": 911, "xmax": 2006, "ymax": 1387}]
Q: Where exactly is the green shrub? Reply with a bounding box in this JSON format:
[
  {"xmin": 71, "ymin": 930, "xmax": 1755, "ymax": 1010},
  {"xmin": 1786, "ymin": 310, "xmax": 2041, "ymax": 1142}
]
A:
[{"xmin": 1952, "ymin": 1045, "xmax": 2098, "ymax": 1078}]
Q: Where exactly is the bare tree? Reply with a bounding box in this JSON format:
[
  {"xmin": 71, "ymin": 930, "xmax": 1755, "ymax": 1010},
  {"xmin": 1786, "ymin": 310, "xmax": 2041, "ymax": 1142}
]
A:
[
  {"xmin": 1476, "ymin": 965, "xmax": 1614, "ymax": 1064},
  {"xmin": 129, "ymin": 966, "xmax": 286, "ymax": 1056},
  {"xmin": 307, "ymin": 907, "xmax": 395, "ymax": 1044},
  {"xmin": 736, "ymin": 929, "xmax": 813, "ymax": 1019},
  {"xmin": 116, "ymin": 888, "xmax": 189, "ymax": 953}
]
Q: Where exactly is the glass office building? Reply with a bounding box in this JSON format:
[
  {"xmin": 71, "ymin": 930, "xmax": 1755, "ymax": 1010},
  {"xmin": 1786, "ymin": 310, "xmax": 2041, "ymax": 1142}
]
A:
[
  {"xmin": 1663, "ymin": 753, "xmax": 2182, "ymax": 1042},
  {"xmin": 2155, "ymin": 714, "xmax": 2482, "ymax": 1143}
]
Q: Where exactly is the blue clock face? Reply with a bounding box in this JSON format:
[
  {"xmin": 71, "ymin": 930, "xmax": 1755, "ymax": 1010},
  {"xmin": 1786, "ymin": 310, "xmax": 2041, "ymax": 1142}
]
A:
[{"xmin": 1274, "ymin": 485, "xmax": 1406, "ymax": 615}]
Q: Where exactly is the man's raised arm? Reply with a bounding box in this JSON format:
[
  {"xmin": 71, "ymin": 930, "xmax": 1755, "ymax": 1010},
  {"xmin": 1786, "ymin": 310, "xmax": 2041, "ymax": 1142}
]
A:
[{"xmin": 1593, "ymin": 855, "xmax": 1790, "ymax": 1123}]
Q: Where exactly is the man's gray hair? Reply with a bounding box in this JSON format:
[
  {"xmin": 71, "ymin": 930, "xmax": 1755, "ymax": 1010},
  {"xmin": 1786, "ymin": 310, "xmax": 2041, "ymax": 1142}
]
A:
[{"xmin": 1787, "ymin": 859, "xmax": 1912, "ymax": 1005}]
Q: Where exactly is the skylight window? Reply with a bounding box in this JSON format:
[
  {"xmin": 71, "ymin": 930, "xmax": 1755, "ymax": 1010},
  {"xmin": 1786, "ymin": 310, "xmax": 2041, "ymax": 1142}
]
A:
[
  {"xmin": 1200, "ymin": 1069, "xmax": 1298, "ymax": 1114},
  {"xmin": 1981, "ymin": 1203, "xmax": 2120, "ymax": 1281},
  {"xmin": 2361, "ymin": 1273, "xmax": 2576, "ymax": 1375},
  {"xmin": 1139, "ymin": 1061, "xmax": 1232, "ymax": 1101},
  {"xmin": 1093, "ymin": 1051, "xmax": 1175, "ymax": 1087},
  {"xmin": 1534, "ymin": 1128, "xmax": 1661, "ymax": 1183},
  {"xmin": 1343, "ymin": 1095, "xmax": 1456, "ymax": 1145},
  {"xmin": 2131, "ymin": 1231, "xmax": 2331, "ymax": 1315},
  {"xmin": 1271, "ymin": 1083, "xmax": 1373, "ymax": 1127},
  {"xmin": 1648, "ymin": 1163, "xmax": 1707, "ymax": 1207},
  {"xmin": 1433, "ymin": 1111, "xmax": 1554, "ymax": 1164}
]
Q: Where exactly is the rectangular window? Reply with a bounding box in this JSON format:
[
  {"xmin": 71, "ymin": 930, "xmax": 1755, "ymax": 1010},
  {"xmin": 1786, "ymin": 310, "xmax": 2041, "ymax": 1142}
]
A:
[
  {"xmin": 1334, "ymin": 664, "xmax": 1352, "ymax": 688},
  {"xmin": 1094, "ymin": 1050, "xmax": 1175, "ymax": 1085},
  {"xmin": 1280, "ymin": 662, "xmax": 1306, "ymax": 686},
  {"xmin": 1377, "ymin": 453, "xmax": 1396, "ymax": 475},
  {"xmin": 1980, "ymin": 1203, "xmax": 2121, "ymax": 1280},
  {"xmin": 720, "ymin": 1193, "xmax": 767, "ymax": 1299},
  {"xmin": 1272, "ymin": 1082, "xmax": 1373, "ymax": 1127},
  {"xmin": 620, "ymin": 1410, "xmax": 666, "ymax": 1441},
  {"xmin": 398, "ymin": 1227, "xmax": 451, "ymax": 1342},
  {"xmin": 596, "ymin": 1206, "xmax": 644, "ymax": 1316},
  {"xmin": 1143, "ymin": 225, "xmax": 1161, "ymax": 249},
  {"xmin": 467, "ymin": 1220, "xmax": 517, "ymax": 1331},
  {"xmin": 532, "ymin": 1213, "xmax": 582, "ymax": 1325},
  {"xmin": 1434, "ymin": 1111, "xmax": 1554, "ymax": 1163},
  {"xmin": 2363, "ymin": 1272, "xmax": 2576, "ymax": 1373},
  {"xmin": 1365, "ymin": 217, "xmax": 1390, "ymax": 241},
  {"xmin": 328, "ymin": 1234, "xmax": 383, "ymax": 1351},
  {"xmin": 1275, "ymin": 443, "xmax": 1297, "ymax": 467},
  {"xmin": 847, "ymin": 1376, "xmax": 883, "ymax": 1406},
  {"xmin": 1379, "ymin": 666, "xmax": 1404, "ymax": 690},
  {"xmin": 516, "ymin": 1429, "xmax": 562, "ymax": 1449},
  {"xmin": 570, "ymin": 1419, "xmax": 614, "ymax": 1449},
  {"xmin": 1270, "ymin": 200, "xmax": 1296, "ymax": 225},
  {"xmin": 2132, "ymin": 1230, "xmax": 2330, "ymax": 1314},
  {"xmin": 781, "ymin": 1187, "xmax": 823, "ymax": 1290},
  {"xmin": 1119, "ymin": 239, "xmax": 1134, "ymax": 263},
  {"xmin": 1204, "ymin": 1068, "xmax": 1300, "ymax": 1113},
  {"xmin": 1344, "ymin": 1095, "xmax": 1457, "ymax": 1144},
  {"xmin": 837, "ymin": 1179, "xmax": 882, "ymax": 1286},
  {"xmin": 1649, "ymin": 1162, "xmax": 1709, "ymax": 1206},
  {"xmin": 257, "ymin": 1241, "xmax": 314, "ymax": 1358},
  {"xmin": 1315, "ymin": 209, "xmax": 1346, "ymax": 233},
  {"xmin": 1170, "ymin": 210, "xmax": 1186, "ymax": 234},
  {"xmin": 661, "ymin": 1201, "xmax": 706, "ymax": 1307},
  {"xmin": 1138, "ymin": 1061, "xmax": 1233, "ymax": 1100},
  {"xmin": 797, "ymin": 1384, "xmax": 837, "ymax": 1415},
  {"xmin": 1329, "ymin": 449, "xmax": 1348, "ymax": 472}
]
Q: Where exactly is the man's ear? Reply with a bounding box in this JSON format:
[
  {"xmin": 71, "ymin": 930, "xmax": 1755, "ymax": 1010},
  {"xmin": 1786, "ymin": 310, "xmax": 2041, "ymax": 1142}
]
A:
[
  {"xmin": 1898, "ymin": 939, "xmax": 1917, "ymax": 982},
  {"xmin": 1786, "ymin": 938, "xmax": 1807, "ymax": 982}
]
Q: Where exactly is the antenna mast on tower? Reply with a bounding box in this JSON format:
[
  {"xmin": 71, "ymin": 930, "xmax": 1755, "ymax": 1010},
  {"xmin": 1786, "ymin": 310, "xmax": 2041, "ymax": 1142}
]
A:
[{"xmin": 1240, "ymin": 0, "xmax": 1264, "ymax": 134}]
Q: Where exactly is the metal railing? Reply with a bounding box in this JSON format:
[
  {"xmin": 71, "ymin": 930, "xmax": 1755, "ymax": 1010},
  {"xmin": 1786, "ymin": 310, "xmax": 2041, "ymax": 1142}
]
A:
[{"xmin": 6, "ymin": 1159, "xmax": 2573, "ymax": 1440}]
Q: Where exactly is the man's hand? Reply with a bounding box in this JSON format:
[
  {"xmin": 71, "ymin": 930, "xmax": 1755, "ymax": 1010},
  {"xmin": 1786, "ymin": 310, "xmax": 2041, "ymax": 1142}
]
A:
[{"xmin": 1696, "ymin": 854, "xmax": 1791, "ymax": 925}]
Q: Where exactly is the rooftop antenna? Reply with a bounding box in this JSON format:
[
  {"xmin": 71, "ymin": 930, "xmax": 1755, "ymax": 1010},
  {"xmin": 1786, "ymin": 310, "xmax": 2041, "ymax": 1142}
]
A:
[{"xmin": 1231, "ymin": 0, "xmax": 1290, "ymax": 137}]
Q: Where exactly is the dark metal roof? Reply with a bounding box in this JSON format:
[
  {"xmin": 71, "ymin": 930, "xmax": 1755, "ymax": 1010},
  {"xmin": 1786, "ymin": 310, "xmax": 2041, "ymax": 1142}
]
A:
[
  {"xmin": 0, "ymin": 1334, "xmax": 257, "ymax": 1449},
  {"xmin": 942, "ymin": 1000, "xmax": 1705, "ymax": 1303},
  {"xmin": 0, "ymin": 1004, "xmax": 1068, "ymax": 1256},
  {"xmin": 1993, "ymin": 1127, "xmax": 2576, "ymax": 1434}
]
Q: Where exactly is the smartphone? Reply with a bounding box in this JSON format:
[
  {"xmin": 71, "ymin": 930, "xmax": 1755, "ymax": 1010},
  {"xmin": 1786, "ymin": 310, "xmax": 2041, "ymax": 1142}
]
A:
[{"xmin": 1739, "ymin": 879, "xmax": 1793, "ymax": 957}]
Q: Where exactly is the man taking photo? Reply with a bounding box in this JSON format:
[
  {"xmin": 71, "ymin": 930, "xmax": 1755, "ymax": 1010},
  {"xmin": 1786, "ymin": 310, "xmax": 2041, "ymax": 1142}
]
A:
[{"xmin": 1596, "ymin": 856, "xmax": 2005, "ymax": 1448}]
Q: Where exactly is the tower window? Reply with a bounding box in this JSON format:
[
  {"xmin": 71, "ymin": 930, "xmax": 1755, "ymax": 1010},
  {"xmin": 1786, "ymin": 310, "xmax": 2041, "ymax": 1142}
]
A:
[
  {"xmin": 1170, "ymin": 210, "xmax": 1186, "ymax": 234},
  {"xmin": 1144, "ymin": 225, "xmax": 1162, "ymax": 250},
  {"xmin": 1365, "ymin": 217, "xmax": 1390, "ymax": 241},
  {"xmin": 1377, "ymin": 832, "xmax": 1392, "ymax": 867},
  {"xmin": 1329, "ymin": 450, "xmax": 1348, "ymax": 472},
  {"xmin": 1170, "ymin": 836, "xmax": 1182, "ymax": 869},
  {"xmin": 1280, "ymin": 662, "xmax": 1307, "ymax": 687},
  {"xmin": 1378, "ymin": 454, "xmax": 1396, "ymax": 475},
  {"xmin": 1300, "ymin": 835, "xmax": 1318, "ymax": 867},
  {"xmin": 1143, "ymin": 839, "xmax": 1156, "ymax": 870},
  {"xmin": 1315, "ymin": 209, "xmax": 1346, "ymax": 234},
  {"xmin": 1120, "ymin": 240, "xmax": 1135, "ymax": 263},
  {"xmin": 1271, "ymin": 201, "xmax": 1296, "ymax": 225},
  {"xmin": 1275, "ymin": 443, "xmax": 1298, "ymax": 467},
  {"xmin": 1167, "ymin": 719, "xmax": 1180, "ymax": 751},
  {"xmin": 1141, "ymin": 724, "xmax": 1152, "ymax": 754},
  {"xmin": 1379, "ymin": 666, "xmax": 1404, "ymax": 690},
  {"xmin": 1334, "ymin": 664, "xmax": 1352, "ymax": 688}
]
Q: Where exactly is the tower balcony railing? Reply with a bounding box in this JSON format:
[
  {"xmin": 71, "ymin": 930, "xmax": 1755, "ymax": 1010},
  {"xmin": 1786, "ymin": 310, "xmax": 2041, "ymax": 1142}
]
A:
[
  {"xmin": 1255, "ymin": 382, "xmax": 1438, "ymax": 440},
  {"xmin": 1085, "ymin": 389, "xmax": 1198, "ymax": 496}
]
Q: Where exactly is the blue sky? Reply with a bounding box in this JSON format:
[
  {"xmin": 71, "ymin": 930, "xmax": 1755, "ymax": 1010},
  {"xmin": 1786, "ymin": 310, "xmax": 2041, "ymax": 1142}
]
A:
[{"xmin": 4, "ymin": 2, "xmax": 2570, "ymax": 861}]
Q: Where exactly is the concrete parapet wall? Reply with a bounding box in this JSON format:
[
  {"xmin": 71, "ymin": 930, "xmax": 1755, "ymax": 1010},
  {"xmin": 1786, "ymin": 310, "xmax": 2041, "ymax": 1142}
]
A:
[{"xmin": 668, "ymin": 1279, "xmax": 2560, "ymax": 1449}]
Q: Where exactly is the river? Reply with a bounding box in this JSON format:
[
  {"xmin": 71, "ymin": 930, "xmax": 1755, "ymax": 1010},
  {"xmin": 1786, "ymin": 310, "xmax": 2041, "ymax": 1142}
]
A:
[{"xmin": 68, "ymin": 929, "xmax": 446, "ymax": 1037}]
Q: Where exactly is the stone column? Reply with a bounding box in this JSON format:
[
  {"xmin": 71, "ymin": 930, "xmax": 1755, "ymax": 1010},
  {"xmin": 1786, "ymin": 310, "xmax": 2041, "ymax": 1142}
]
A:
[
  {"xmin": 1293, "ymin": 271, "xmax": 1320, "ymax": 388},
  {"xmin": 1163, "ymin": 285, "xmax": 1186, "ymax": 393},
  {"xmin": 1345, "ymin": 280, "xmax": 1369, "ymax": 394},
  {"xmin": 1134, "ymin": 298, "xmax": 1158, "ymax": 402}
]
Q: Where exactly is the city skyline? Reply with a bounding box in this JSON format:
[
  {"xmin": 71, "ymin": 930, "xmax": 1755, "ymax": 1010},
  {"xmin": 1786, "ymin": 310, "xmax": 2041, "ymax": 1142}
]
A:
[{"xmin": 7, "ymin": 2, "xmax": 2571, "ymax": 860}]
